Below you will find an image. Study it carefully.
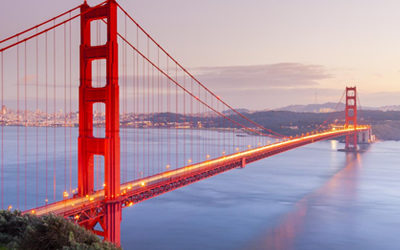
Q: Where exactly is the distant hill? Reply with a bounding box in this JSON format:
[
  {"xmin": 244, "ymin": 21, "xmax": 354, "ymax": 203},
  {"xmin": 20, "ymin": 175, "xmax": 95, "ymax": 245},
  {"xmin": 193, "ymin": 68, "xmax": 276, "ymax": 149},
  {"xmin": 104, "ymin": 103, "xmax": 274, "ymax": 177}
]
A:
[
  {"xmin": 277, "ymin": 103, "xmax": 400, "ymax": 113},
  {"xmin": 277, "ymin": 102, "xmax": 345, "ymax": 113},
  {"xmin": 230, "ymin": 109, "xmax": 400, "ymax": 140},
  {"xmin": 195, "ymin": 104, "xmax": 400, "ymax": 140},
  {"xmin": 378, "ymin": 105, "xmax": 400, "ymax": 111},
  {"xmin": 222, "ymin": 108, "xmax": 250, "ymax": 115},
  {"xmin": 221, "ymin": 103, "xmax": 400, "ymax": 115}
]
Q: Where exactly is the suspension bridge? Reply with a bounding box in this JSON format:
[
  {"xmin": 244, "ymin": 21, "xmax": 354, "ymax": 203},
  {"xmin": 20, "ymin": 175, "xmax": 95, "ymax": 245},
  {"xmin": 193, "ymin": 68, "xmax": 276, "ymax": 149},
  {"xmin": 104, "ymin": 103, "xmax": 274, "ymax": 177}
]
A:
[{"xmin": 0, "ymin": 0, "xmax": 372, "ymax": 246}]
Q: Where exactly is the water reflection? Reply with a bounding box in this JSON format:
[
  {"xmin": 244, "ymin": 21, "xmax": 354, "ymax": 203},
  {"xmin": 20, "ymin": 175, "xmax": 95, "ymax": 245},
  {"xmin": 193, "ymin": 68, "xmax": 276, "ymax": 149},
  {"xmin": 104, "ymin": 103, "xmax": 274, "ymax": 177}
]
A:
[
  {"xmin": 244, "ymin": 152, "xmax": 363, "ymax": 250},
  {"xmin": 330, "ymin": 140, "xmax": 338, "ymax": 151}
]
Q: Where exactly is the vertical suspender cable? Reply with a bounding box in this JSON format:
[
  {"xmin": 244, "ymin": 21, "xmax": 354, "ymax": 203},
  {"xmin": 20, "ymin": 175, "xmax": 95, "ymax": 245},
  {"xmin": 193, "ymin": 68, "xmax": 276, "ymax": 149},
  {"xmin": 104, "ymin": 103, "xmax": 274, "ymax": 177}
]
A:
[
  {"xmin": 121, "ymin": 19, "xmax": 125, "ymax": 183},
  {"xmin": 142, "ymin": 56, "xmax": 145, "ymax": 177},
  {"xmin": 134, "ymin": 38, "xmax": 137, "ymax": 180},
  {"xmin": 232, "ymin": 108, "xmax": 235, "ymax": 153},
  {"xmin": 124, "ymin": 17, "xmax": 128, "ymax": 181},
  {"xmin": 35, "ymin": 28, "xmax": 39, "ymax": 207},
  {"xmin": 223, "ymin": 101, "xmax": 226, "ymax": 154},
  {"xmin": 53, "ymin": 21, "xmax": 57, "ymax": 201},
  {"xmin": 157, "ymin": 48, "xmax": 160, "ymax": 174},
  {"xmin": 151, "ymin": 52, "xmax": 155, "ymax": 175},
  {"xmin": 203, "ymin": 91, "xmax": 206, "ymax": 159},
  {"xmin": 210, "ymin": 93, "xmax": 213, "ymax": 156},
  {"xmin": 135, "ymin": 26, "xmax": 139, "ymax": 180},
  {"xmin": 218, "ymin": 101, "xmax": 221, "ymax": 155},
  {"xmin": 24, "ymin": 41, "xmax": 27, "ymax": 210},
  {"xmin": 190, "ymin": 78, "xmax": 193, "ymax": 165},
  {"xmin": 197, "ymin": 84, "xmax": 200, "ymax": 163},
  {"xmin": 183, "ymin": 74, "xmax": 186, "ymax": 167},
  {"xmin": 147, "ymin": 36, "xmax": 150, "ymax": 176},
  {"xmin": 175, "ymin": 64, "xmax": 178, "ymax": 169},
  {"xmin": 45, "ymin": 32, "xmax": 48, "ymax": 205},
  {"xmin": 17, "ymin": 36, "xmax": 20, "ymax": 209},
  {"xmin": 167, "ymin": 58, "xmax": 170, "ymax": 171},
  {"xmin": 64, "ymin": 23, "xmax": 67, "ymax": 193},
  {"xmin": 69, "ymin": 12, "xmax": 72, "ymax": 194},
  {"xmin": 1, "ymin": 52, "xmax": 3, "ymax": 209}
]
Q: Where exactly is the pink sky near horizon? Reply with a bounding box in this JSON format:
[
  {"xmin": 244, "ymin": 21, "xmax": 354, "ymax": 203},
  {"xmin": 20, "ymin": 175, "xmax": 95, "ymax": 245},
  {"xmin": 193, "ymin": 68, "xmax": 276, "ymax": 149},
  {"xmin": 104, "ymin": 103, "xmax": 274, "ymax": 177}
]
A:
[{"xmin": 1, "ymin": 0, "xmax": 399, "ymax": 109}]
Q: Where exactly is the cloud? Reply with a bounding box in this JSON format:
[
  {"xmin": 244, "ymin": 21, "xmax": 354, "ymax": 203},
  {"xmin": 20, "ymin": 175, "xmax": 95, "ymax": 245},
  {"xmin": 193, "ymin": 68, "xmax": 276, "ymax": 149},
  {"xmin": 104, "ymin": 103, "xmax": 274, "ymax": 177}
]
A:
[
  {"xmin": 192, "ymin": 63, "xmax": 332, "ymax": 91},
  {"xmin": 184, "ymin": 63, "xmax": 335, "ymax": 109}
]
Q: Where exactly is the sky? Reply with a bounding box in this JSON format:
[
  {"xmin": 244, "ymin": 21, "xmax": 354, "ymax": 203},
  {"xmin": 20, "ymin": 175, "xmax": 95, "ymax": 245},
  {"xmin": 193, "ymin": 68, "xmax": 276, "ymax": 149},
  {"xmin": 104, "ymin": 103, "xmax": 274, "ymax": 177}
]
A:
[{"xmin": 1, "ymin": 0, "xmax": 399, "ymax": 110}]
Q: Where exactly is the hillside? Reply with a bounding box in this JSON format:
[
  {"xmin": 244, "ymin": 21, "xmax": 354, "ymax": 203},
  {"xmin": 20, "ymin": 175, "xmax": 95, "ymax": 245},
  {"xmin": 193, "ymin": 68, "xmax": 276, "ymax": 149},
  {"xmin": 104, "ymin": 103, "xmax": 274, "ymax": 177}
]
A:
[
  {"xmin": 240, "ymin": 110, "xmax": 400, "ymax": 140},
  {"xmin": 0, "ymin": 210, "xmax": 119, "ymax": 250},
  {"xmin": 147, "ymin": 109, "xmax": 400, "ymax": 140}
]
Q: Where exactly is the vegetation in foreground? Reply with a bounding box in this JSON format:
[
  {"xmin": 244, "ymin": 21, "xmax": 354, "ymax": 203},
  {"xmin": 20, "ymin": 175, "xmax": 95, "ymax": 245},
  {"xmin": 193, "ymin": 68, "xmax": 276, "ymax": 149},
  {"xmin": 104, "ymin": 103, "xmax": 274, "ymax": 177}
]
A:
[{"xmin": 0, "ymin": 210, "xmax": 120, "ymax": 250}]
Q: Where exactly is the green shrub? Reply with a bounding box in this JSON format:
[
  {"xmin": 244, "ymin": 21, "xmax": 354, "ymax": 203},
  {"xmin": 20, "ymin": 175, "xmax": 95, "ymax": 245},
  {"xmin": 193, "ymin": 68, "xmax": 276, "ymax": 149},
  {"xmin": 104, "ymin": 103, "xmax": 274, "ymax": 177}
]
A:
[{"xmin": 0, "ymin": 210, "xmax": 120, "ymax": 250}]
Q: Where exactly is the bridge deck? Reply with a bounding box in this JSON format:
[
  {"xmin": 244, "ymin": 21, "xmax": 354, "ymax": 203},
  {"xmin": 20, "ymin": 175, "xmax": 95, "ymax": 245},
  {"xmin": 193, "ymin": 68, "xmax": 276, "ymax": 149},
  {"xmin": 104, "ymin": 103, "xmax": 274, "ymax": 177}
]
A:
[{"xmin": 25, "ymin": 127, "xmax": 369, "ymax": 224}]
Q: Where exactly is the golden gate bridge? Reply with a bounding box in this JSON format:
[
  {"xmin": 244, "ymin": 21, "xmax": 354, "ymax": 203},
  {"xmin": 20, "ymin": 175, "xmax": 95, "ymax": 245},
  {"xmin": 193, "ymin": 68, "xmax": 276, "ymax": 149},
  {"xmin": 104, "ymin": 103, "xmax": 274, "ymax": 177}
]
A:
[{"xmin": 0, "ymin": 0, "xmax": 372, "ymax": 246}]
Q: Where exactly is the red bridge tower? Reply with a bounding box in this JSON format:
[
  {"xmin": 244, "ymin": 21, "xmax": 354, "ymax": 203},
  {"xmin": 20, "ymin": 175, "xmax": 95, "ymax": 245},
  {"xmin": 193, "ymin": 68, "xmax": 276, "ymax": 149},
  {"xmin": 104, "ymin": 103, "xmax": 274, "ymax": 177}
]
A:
[
  {"xmin": 78, "ymin": 0, "xmax": 121, "ymax": 244},
  {"xmin": 345, "ymin": 86, "xmax": 358, "ymax": 151}
]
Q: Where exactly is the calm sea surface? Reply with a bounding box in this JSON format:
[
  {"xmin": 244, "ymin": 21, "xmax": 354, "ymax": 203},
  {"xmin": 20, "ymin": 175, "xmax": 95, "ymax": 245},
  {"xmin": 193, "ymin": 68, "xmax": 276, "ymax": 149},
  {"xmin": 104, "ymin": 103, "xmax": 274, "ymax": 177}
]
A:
[
  {"xmin": 1, "ymin": 127, "xmax": 399, "ymax": 249},
  {"xmin": 120, "ymin": 138, "xmax": 400, "ymax": 250}
]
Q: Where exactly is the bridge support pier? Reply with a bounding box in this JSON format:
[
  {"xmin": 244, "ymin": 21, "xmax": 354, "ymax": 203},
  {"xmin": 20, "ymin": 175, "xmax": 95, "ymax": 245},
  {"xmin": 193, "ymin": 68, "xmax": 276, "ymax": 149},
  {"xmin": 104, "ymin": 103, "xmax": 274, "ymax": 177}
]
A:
[
  {"xmin": 104, "ymin": 201, "xmax": 122, "ymax": 244},
  {"xmin": 79, "ymin": 0, "xmax": 121, "ymax": 245}
]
